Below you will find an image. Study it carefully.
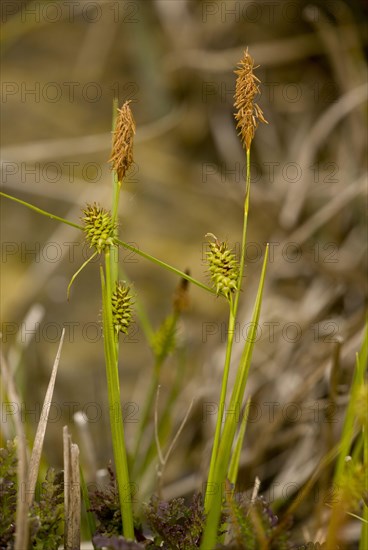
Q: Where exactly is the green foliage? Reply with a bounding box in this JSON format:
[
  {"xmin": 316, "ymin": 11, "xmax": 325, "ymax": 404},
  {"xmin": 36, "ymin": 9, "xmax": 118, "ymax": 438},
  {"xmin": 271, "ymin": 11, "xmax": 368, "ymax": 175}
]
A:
[
  {"xmin": 145, "ymin": 493, "xmax": 206, "ymax": 549},
  {"xmin": 0, "ymin": 441, "xmax": 63, "ymax": 550},
  {"xmin": 29, "ymin": 468, "xmax": 64, "ymax": 550},
  {"xmin": 223, "ymin": 493, "xmax": 291, "ymax": 550},
  {"xmin": 2, "ymin": 443, "xmax": 347, "ymax": 548},
  {"xmin": 0, "ymin": 440, "xmax": 17, "ymax": 548}
]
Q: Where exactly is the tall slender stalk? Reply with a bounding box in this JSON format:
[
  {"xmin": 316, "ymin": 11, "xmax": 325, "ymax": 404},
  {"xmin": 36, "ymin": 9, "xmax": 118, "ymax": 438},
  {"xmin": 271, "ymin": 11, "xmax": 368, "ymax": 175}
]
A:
[
  {"xmin": 93, "ymin": 100, "xmax": 138, "ymax": 539},
  {"xmin": 202, "ymin": 48, "xmax": 268, "ymax": 542},
  {"xmin": 200, "ymin": 245, "xmax": 269, "ymax": 550},
  {"xmin": 100, "ymin": 255, "xmax": 134, "ymax": 539},
  {"xmin": 204, "ymin": 149, "xmax": 251, "ymax": 510}
]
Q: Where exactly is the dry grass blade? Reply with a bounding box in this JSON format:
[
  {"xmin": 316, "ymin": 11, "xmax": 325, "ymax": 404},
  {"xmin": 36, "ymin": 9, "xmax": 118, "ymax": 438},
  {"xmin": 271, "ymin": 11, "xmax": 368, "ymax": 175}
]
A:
[
  {"xmin": 284, "ymin": 173, "xmax": 367, "ymax": 246},
  {"xmin": 0, "ymin": 349, "xmax": 29, "ymax": 550},
  {"xmin": 280, "ymin": 83, "xmax": 368, "ymax": 229},
  {"xmin": 69, "ymin": 443, "xmax": 81, "ymax": 550},
  {"xmin": 63, "ymin": 426, "xmax": 71, "ymax": 548},
  {"xmin": 26, "ymin": 328, "xmax": 65, "ymax": 507},
  {"xmin": 63, "ymin": 426, "xmax": 81, "ymax": 550}
]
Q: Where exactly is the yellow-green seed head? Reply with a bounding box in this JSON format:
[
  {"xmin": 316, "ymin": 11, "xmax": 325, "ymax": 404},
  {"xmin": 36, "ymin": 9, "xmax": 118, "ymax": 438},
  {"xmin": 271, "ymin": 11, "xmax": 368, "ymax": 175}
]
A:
[
  {"xmin": 151, "ymin": 314, "xmax": 177, "ymax": 363},
  {"xmin": 206, "ymin": 235, "xmax": 239, "ymax": 299},
  {"xmin": 112, "ymin": 281, "xmax": 134, "ymax": 335},
  {"xmin": 338, "ymin": 460, "xmax": 367, "ymax": 510},
  {"xmin": 82, "ymin": 203, "xmax": 116, "ymax": 253}
]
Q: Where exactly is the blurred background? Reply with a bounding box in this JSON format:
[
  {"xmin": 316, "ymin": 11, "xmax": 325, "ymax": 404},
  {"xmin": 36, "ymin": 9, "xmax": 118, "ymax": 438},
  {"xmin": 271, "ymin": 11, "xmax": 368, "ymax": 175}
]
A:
[{"xmin": 1, "ymin": 0, "xmax": 367, "ymax": 545}]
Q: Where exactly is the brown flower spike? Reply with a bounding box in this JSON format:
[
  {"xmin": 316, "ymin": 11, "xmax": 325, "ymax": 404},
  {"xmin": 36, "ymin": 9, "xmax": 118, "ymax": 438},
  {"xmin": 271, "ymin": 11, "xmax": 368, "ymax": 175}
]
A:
[
  {"xmin": 234, "ymin": 49, "xmax": 268, "ymax": 151},
  {"xmin": 109, "ymin": 101, "xmax": 136, "ymax": 181}
]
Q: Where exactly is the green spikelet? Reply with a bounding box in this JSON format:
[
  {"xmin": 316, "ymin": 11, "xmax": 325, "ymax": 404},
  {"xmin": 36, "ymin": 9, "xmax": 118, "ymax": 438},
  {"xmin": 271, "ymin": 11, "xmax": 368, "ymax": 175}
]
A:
[
  {"xmin": 151, "ymin": 314, "xmax": 177, "ymax": 363},
  {"xmin": 206, "ymin": 234, "xmax": 239, "ymax": 300},
  {"xmin": 82, "ymin": 203, "xmax": 116, "ymax": 253},
  {"xmin": 111, "ymin": 282, "xmax": 134, "ymax": 335},
  {"xmin": 338, "ymin": 459, "xmax": 367, "ymax": 510}
]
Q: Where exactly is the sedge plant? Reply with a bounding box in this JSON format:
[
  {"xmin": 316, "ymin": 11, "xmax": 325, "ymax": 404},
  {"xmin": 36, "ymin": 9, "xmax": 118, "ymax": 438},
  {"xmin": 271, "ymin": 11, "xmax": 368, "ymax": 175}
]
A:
[
  {"xmin": 4, "ymin": 49, "xmax": 365, "ymax": 548},
  {"xmin": 200, "ymin": 49, "xmax": 268, "ymax": 549},
  {"xmin": 0, "ymin": 49, "xmax": 269, "ymax": 546},
  {"xmin": 0, "ymin": 100, "xmax": 215, "ymax": 543}
]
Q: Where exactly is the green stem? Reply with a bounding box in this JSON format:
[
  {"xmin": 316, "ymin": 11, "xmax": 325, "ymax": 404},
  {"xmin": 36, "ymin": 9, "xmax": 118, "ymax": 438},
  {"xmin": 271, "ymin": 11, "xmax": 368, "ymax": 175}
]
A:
[
  {"xmin": 233, "ymin": 149, "xmax": 251, "ymax": 316},
  {"xmin": 204, "ymin": 149, "xmax": 251, "ymax": 510},
  {"xmin": 100, "ymin": 252, "xmax": 134, "ymax": 540},
  {"xmin": 115, "ymin": 238, "xmax": 215, "ymax": 296},
  {"xmin": 204, "ymin": 301, "xmax": 236, "ymax": 509},
  {"xmin": 111, "ymin": 179, "xmax": 122, "ymax": 226},
  {"xmin": 103, "ymin": 100, "xmax": 134, "ymax": 538},
  {"xmin": 0, "ymin": 192, "xmax": 82, "ymax": 230},
  {"xmin": 132, "ymin": 362, "xmax": 160, "ymax": 467}
]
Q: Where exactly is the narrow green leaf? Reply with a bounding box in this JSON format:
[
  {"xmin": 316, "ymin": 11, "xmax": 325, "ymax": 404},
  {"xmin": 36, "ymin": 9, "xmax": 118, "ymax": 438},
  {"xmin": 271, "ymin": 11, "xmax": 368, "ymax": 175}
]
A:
[
  {"xmin": 334, "ymin": 353, "xmax": 365, "ymax": 483},
  {"xmin": 200, "ymin": 245, "xmax": 269, "ymax": 550},
  {"xmin": 361, "ymin": 428, "xmax": 368, "ymax": 549},
  {"xmin": 327, "ymin": 321, "xmax": 367, "ymax": 547},
  {"xmin": 79, "ymin": 466, "xmax": 97, "ymax": 548},
  {"xmin": 228, "ymin": 397, "xmax": 251, "ymax": 487}
]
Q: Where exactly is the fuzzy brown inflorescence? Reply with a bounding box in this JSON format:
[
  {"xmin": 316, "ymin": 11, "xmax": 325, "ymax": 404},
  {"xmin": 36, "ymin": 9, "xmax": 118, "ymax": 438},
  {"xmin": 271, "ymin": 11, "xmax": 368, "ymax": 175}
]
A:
[
  {"xmin": 234, "ymin": 49, "xmax": 268, "ymax": 151},
  {"xmin": 109, "ymin": 101, "xmax": 136, "ymax": 181}
]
